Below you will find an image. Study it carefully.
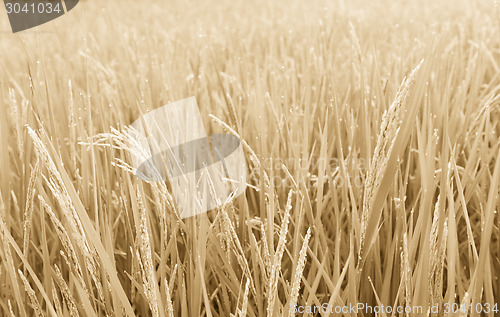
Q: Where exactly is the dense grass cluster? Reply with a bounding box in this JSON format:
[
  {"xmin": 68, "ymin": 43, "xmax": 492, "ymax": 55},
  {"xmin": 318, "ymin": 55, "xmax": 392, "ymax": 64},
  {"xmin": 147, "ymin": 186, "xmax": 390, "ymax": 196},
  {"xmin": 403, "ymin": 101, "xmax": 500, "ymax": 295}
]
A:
[{"xmin": 0, "ymin": 0, "xmax": 499, "ymax": 316}]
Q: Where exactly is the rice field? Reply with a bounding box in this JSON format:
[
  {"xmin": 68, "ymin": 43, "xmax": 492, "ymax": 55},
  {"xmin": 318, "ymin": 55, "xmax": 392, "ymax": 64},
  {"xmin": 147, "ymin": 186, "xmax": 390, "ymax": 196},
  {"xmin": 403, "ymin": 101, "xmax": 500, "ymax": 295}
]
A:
[{"xmin": 0, "ymin": 0, "xmax": 499, "ymax": 316}]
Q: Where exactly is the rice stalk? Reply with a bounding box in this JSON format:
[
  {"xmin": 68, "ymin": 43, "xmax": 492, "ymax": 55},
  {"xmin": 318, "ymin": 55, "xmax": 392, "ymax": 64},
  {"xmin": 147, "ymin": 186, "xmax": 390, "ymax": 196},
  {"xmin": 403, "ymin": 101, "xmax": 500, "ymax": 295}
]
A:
[
  {"xmin": 163, "ymin": 278, "xmax": 174, "ymax": 317},
  {"xmin": 135, "ymin": 188, "xmax": 160, "ymax": 317},
  {"xmin": 38, "ymin": 195, "xmax": 87, "ymax": 296},
  {"xmin": 53, "ymin": 265, "xmax": 79, "ymax": 317},
  {"xmin": 18, "ymin": 270, "xmax": 43, "ymax": 317},
  {"xmin": 23, "ymin": 157, "xmax": 40, "ymax": 257},
  {"xmin": 27, "ymin": 126, "xmax": 105, "ymax": 304},
  {"xmin": 267, "ymin": 189, "xmax": 293, "ymax": 316},
  {"xmin": 288, "ymin": 227, "xmax": 311, "ymax": 317},
  {"xmin": 239, "ymin": 278, "xmax": 250, "ymax": 317},
  {"xmin": 359, "ymin": 60, "xmax": 423, "ymax": 262}
]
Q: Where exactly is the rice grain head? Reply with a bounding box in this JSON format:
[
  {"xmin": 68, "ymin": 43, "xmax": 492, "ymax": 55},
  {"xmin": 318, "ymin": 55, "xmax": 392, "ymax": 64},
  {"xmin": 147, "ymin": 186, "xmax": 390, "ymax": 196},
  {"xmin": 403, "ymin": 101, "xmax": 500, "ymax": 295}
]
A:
[
  {"xmin": 359, "ymin": 60, "xmax": 423, "ymax": 262},
  {"xmin": 18, "ymin": 270, "xmax": 43, "ymax": 317},
  {"xmin": 267, "ymin": 189, "xmax": 293, "ymax": 316},
  {"xmin": 288, "ymin": 227, "xmax": 311, "ymax": 317}
]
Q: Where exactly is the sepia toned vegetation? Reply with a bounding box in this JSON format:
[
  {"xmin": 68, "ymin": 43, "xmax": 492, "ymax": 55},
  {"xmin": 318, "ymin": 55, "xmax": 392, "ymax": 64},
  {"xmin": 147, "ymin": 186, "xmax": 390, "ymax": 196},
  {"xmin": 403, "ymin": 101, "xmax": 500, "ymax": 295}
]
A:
[{"xmin": 0, "ymin": 0, "xmax": 499, "ymax": 315}]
